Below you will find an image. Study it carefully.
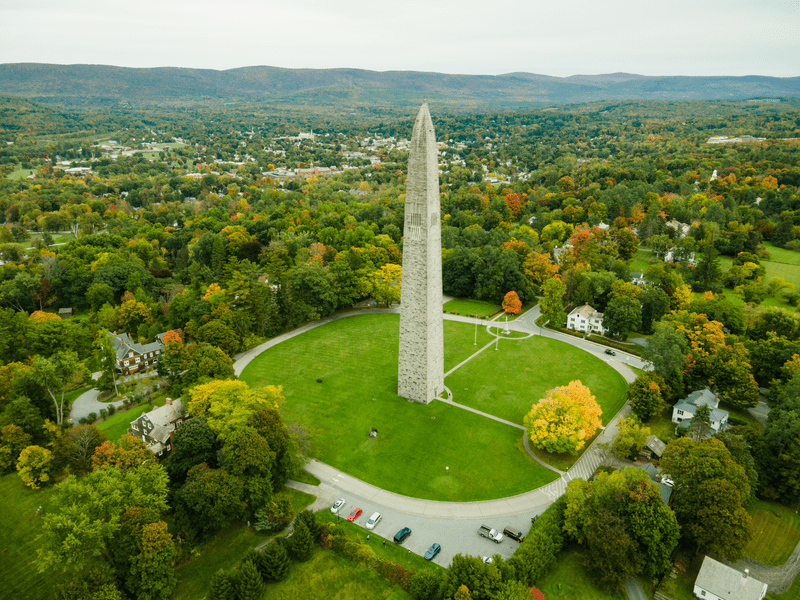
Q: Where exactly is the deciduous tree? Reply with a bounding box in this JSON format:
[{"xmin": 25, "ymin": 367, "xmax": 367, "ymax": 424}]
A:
[
  {"xmin": 92, "ymin": 434, "xmax": 152, "ymax": 472},
  {"xmin": 187, "ymin": 380, "xmax": 283, "ymax": 440},
  {"xmin": 32, "ymin": 350, "xmax": 86, "ymax": 425},
  {"xmin": 540, "ymin": 278, "xmax": 566, "ymax": 327},
  {"xmin": 502, "ymin": 291, "xmax": 522, "ymax": 315},
  {"xmin": 17, "ymin": 445, "xmax": 54, "ymax": 489},
  {"xmin": 524, "ymin": 381, "xmax": 602, "ymax": 455}
]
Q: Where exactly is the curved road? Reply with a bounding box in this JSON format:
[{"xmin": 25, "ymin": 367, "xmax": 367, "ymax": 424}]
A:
[{"xmin": 232, "ymin": 304, "xmax": 644, "ymax": 565}]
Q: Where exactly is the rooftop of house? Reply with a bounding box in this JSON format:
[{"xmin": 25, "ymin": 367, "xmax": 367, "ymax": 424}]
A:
[
  {"xmin": 645, "ymin": 435, "xmax": 666, "ymax": 458},
  {"xmin": 109, "ymin": 331, "xmax": 165, "ymax": 360},
  {"xmin": 695, "ymin": 556, "xmax": 766, "ymax": 600},
  {"xmin": 142, "ymin": 399, "xmax": 184, "ymax": 428},
  {"xmin": 568, "ymin": 303, "xmax": 604, "ymax": 320}
]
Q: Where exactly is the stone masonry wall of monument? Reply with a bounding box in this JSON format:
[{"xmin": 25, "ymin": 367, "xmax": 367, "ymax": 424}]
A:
[{"xmin": 398, "ymin": 104, "xmax": 444, "ymax": 403}]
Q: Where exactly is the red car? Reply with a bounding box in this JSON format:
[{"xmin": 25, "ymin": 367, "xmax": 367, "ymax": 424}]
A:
[{"xmin": 347, "ymin": 508, "xmax": 363, "ymax": 522}]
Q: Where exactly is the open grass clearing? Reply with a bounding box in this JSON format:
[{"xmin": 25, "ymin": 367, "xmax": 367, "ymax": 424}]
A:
[
  {"xmin": 293, "ymin": 468, "xmax": 322, "ymax": 486},
  {"xmin": 745, "ymin": 499, "xmax": 800, "ymax": 566},
  {"xmin": 535, "ymin": 545, "xmax": 630, "ymax": 599},
  {"xmin": 261, "ymin": 545, "xmax": 411, "ymax": 600},
  {"xmin": 445, "ymin": 335, "xmax": 628, "ymax": 427},
  {"xmin": 0, "ymin": 475, "xmax": 56, "ymax": 600},
  {"xmin": 443, "ymin": 298, "xmax": 501, "ymax": 317},
  {"xmin": 240, "ymin": 314, "xmax": 558, "ymax": 501},
  {"xmin": 173, "ymin": 486, "xmax": 315, "ymax": 600}
]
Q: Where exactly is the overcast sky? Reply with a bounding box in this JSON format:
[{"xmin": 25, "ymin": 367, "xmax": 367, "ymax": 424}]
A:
[{"xmin": 1, "ymin": 0, "xmax": 798, "ymax": 77}]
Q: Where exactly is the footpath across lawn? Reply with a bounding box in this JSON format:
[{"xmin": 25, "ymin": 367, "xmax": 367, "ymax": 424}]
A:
[
  {"xmin": 240, "ymin": 313, "xmax": 558, "ymax": 501},
  {"xmin": 445, "ymin": 335, "xmax": 628, "ymax": 426},
  {"xmin": 0, "ymin": 474, "xmax": 56, "ymax": 600}
]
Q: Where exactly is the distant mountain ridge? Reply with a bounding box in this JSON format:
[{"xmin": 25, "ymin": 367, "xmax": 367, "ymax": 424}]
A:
[{"xmin": 0, "ymin": 63, "xmax": 798, "ymax": 109}]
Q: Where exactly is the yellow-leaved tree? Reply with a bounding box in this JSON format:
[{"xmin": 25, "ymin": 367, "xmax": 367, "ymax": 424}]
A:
[
  {"xmin": 187, "ymin": 380, "xmax": 284, "ymax": 440},
  {"xmin": 524, "ymin": 380, "xmax": 602, "ymax": 455}
]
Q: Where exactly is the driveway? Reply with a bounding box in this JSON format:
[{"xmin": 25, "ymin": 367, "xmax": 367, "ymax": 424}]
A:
[{"xmin": 69, "ymin": 388, "xmax": 126, "ymax": 422}]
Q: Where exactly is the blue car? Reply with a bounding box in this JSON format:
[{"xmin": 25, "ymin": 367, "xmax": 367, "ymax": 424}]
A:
[{"xmin": 424, "ymin": 543, "xmax": 441, "ymax": 560}]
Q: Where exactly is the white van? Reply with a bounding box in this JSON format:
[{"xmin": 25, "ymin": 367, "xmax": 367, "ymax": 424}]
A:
[{"xmin": 366, "ymin": 512, "xmax": 382, "ymax": 530}]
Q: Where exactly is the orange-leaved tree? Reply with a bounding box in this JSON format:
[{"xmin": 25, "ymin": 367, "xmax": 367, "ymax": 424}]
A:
[
  {"xmin": 524, "ymin": 380, "xmax": 602, "ymax": 455},
  {"xmin": 92, "ymin": 434, "xmax": 152, "ymax": 471},
  {"xmin": 502, "ymin": 291, "xmax": 522, "ymax": 315}
]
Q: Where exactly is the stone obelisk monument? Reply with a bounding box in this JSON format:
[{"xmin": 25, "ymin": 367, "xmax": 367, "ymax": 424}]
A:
[{"xmin": 398, "ymin": 104, "xmax": 444, "ymax": 404}]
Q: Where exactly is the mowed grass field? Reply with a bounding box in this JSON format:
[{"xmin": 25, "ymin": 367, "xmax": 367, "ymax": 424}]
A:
[
  {"xmin": 240, "ymin": 314, "xmax": 559, "ymax": 501},
  {"xmin": 745, "ymin": 500, "xmax": 800, "ymax": 566},
  {"xmin": 0, "ymin": 475, "xmax": 55, "ymax": 600},
  {"xmin": 446, "ymin": 335, "xmax": 628, "ymax": 426},
  {"xmin": 443, "ymin": 298, "xmax": 501, "ymax": 317}
]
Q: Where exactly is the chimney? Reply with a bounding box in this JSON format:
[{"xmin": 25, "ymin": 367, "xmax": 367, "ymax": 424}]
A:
[
  {"xmin": 166, "ymin": 397, "xmax": 172, "ymax": 405},
  {"xmin": 744, "ymin": 569, "xmax": 749, "ymax": 579}
]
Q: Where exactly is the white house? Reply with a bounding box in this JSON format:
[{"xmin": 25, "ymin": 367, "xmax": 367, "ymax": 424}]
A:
[
  {"xmin": 566, "ymin": 304, "xmax": 606, "ymax": 334},
  {"xmin": 694, "ymin": 556, "xmax": 767, "ymax": 600},
  {"xmin": 672, "ymin": 389, "xmax": 729, "ymax": 434}
]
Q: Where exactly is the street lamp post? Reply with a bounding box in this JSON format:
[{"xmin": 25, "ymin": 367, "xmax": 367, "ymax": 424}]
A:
[{"xmin": 474, "ymin": 315, "xmax": 478, "ymax": 345}]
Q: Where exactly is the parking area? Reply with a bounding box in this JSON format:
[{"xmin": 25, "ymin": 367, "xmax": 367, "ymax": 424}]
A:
[{"xmin": 323, "ymin": 484, "xmax": 542, "ymax": 566}]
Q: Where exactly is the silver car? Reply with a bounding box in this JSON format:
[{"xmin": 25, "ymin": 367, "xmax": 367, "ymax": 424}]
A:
[{"xmin": 330, "ymin": 498, "xmax": 346, "ymax": 514}]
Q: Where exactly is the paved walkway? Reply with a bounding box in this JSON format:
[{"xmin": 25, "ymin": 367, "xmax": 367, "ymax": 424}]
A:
[
  {"xmin": 232, "ymin": 303, "xmax": 637, "ymax": 519},
  {"xmin": 70, "ymin": 388, "xmax": 126, "ymax": 421}
]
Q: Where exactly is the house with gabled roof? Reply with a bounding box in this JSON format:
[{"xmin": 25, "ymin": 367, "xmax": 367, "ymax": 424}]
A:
[
  {"xmin": 671, "ymin": 388, "xmax": 729, "ymax": 435},
  {"xmin": 566, "ymin": 303, "xmax": 606, "ymax": 335},
  {"xmin": 109, "ymin": 331, "xmax": 166, "ymax": 376},
  {"xmin": 694, "ymin": 556, "xmax": 767, "ymax": 600},
  {"xmin": 128, "ymin": 398, "xmax": 186, "ymax": 457}
]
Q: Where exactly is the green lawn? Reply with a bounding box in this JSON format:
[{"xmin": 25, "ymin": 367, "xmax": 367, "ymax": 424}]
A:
[
  {"xmin": 293, "ymin": 469, "xmax": 322, "ymax": 486},
  {"xmin": 96, "ymin": 399, "xmax": 166, "ymax": 441},
  {"xmin": 443, "ymin": 298, "xmax": 501, "ymax": 317},
  {"xmin": 240, "ymin": 314, "xmax": 558, "ymax": 501},
  {"xmin": 0, "ymin": 475, "xmax": 56, "ymax": 600},
  {"xmin": 316, "ymin": 513, "xmax": 444, "ymax": 575},
  {"xmin": 629, "ymin": 249, "xmax": 656, "ymax": 274},
  {"xmin": 535, "ymin": 545, "xmax": 628, "ymax": 599},
  {"xmin": 261, "ymin": 546, "xmax": 412, "ymax": 600},
  {"xmin": 769, "ymin": 576, "xmax": 800, "ymax": 600},
  {"xmin": 7, "ymin": 165, "xmax": 35, "ymax": 180},
  {"xmin": 445, "ymin": 335, "xmax": 628, "ymax": 426},
  {"xmin": 745, "ymin": 500, "xmax": 800, "ymax": 566},
  {"xmin": 173, "ymin": 487, "xmax": 316, "ymax": 600}
]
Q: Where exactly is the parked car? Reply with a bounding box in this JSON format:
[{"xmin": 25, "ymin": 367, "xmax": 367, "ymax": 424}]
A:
[
  {"xmin": 481, "ymin": 556, "xmax": 493, "ymax": 564},
  {"xmin": 330, "ymin": 498, "xmax": 346, "ymax": 514},
  {"xmin": 424, "ymin": 543, "xmax": 441, "ymax": 560},
  {"xmin": 503, "ymin": 526, "xmax": 525, "ymax": 543},
  {"xmin": 393, "ymin": 527, "xmax": 412, "ymax": 543},
  {"xmin": 347, "ymin": 508, "xmax": 363, "ymax": 522},
  {"xmin": 604, "ymin": 349, "xmax": 616, "ymax": 356},
  {"xmin": 366, "ymin": 512, "xmax": 382, "ymax": 530},
  {"xmin": 478, "ymin": 524, "xmax": 504, "ymax": 543}
]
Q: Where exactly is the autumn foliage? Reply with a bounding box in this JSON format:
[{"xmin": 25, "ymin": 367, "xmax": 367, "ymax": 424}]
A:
[
  {"xmin": 502, "ymin": 291, "xmax": 522, "ymax": 315},
  {"xmin": 524, "ymin": 380, "xmax": 602, "ymax": 454},
  {"xmin": 92, "ymin": 434, "xmax": 152, "ymax": 471}
]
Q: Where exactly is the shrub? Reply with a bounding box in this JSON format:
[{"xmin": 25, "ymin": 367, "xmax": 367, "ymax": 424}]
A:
[
  {"xmin": 87, "ymin": 412, "xmax": 97, "ymax": 423},
  {"xmin": 507, "ymin": 497, "xmax": 566, "ymax": 585},
  {"xmin": 107, "ymin": 404, "xmax": 117, "ymax": 416}
]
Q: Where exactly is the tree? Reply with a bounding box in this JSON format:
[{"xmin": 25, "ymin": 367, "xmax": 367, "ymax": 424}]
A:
[
  {"xmin": 117, "ymin": 298, "xmax": 152, "ymax": 336},
  {"xmin": 32, "ymin": 350, "xmax": 85, "ymax": 425},
  {"xmin": 524, "ymin": 381, "xmax": 602, "ymax": 455},
  {"xmin": 164, "ymin": 417, "xmax": 218, "ymax": 484},
  {"xmin": 174, "ymin": 463, "xmax": 245, "ymax": 540},
  {"xmin": 247, "ymin": 407, "xmax": 302, "ymax": 488},
  {"xmin": 540, "ymin": 278, "xmax": 566, "ymax": 327},
  {"xmin": 287, "ymin": 519, "xmax": 314, "ymax": 562},
  {"xmin": 127, "ymin": 521, "xmax": 177, "ymax": 600},
  {"xmin": 371, "ymin": 263, "xmax": 402, "ymax": 307},
  {"xmin": 502, "ymin": 291, "xmax": 522, "ymax": 315},
  {"xmin": 446, "ymin": 554, "xmax": 500, "ymax": 600},
  {"xmin": 563, "ymin": 468, "xmax": 679, "ymax": 587},
  {"xmin": 257, "ymin": 540, "xmax": 291, "ymax": 582},
  {"xmin": 612, "ymin": 416, "xmax": 651, "ymax": 459},
  {"xmin": 92, "ymin": 434, "xmax": 152, "ymax": 471},
  {"xmin": 603, "ymin": 296, "xmax": 641, "ymax": 340},
  {"xmin": 236, "ymin": 559, "xmax": 263, "ymax": 600},
  {"xmin": 673, "ymin": 313, "xmax": 759, "ymax": 408},
  {"xmin": 640, "ymin": 285, "xmax": 670, "ymax": 334},
  {"xmin": 52, "ymin": 424, "xmax": 107, "ymax": 475},
  {"xmin": 187, "ymin": 380, "xmax": 284, "ymax": 440},
  {"xmin": 641, "ymin": 322, "xmax": 687, "ymax": 379},
  {"xmin": 39, "ymin": 465, "xmax": 170, "ymax": 568},
  {"xmin": 661, "ymin": 437, "xmax": 752, "ymax": 558},
  {"xmin": 693, "ymin": 242, "xmax": 723, "ymax": 292},
  {"xmin": 94, "ymin": 330, "xmax": 119, "ymax": 397},
  {"xmin": 207, "ymin": 569, "xmax": 235, "ymax": 600},
  {"xmin": 453, "ymin": 585, "xmax": 473, "ymax": 600},
  {"xmin": 17, "ymin": 445, "xmax": 54, "ymax": 489},
  {"xmin": 0, "ymin": 424, "xmax": 32, "ymax": 471},
  {"xmin": 627, "ymin": 372, "xmax": 667, "ymax": 421},
  {"xmin": 54, "ymin": 567, "xmax": 123, "ymax": 600},
  {"xmin": 686, "ymin": 404, "xmax": 713, "ymax": 441},
  {"xmin": 221, "ymin": 426, "xmax": 275, "ymax": 512},
  {"xmin": 408, "ymin": 570, "xmax": 445, "ymax": 600},
  {"xmin": 1, "ymin": 396, "xmax": 44, "ymax": 439},
  {"xmin": 182, "ymin": 342, "xmax": 235, "ymax": 388},
  {"xmin": 197, "ymin": 320, "xmax": 240, "ymax": 358}
]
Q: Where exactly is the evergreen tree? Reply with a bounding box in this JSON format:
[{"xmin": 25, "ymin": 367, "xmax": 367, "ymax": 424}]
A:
[
  {"xmin": 687, "ymin": 404, "xmax": 713, "ymax": 440},
  {"xmin": 287, "ymin": 520, "xmax": 314, "ymax": 562},
  {"xmin": 236, "ymin": 560, "xmax": 263, "ymax": 600},
  {"xmin": 257, "ymin": 539, "xmax": 292, "ymax": 582},
  {"xmin": 207, "ymin": 569, "xmax": 234, "ymax": 600}
]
